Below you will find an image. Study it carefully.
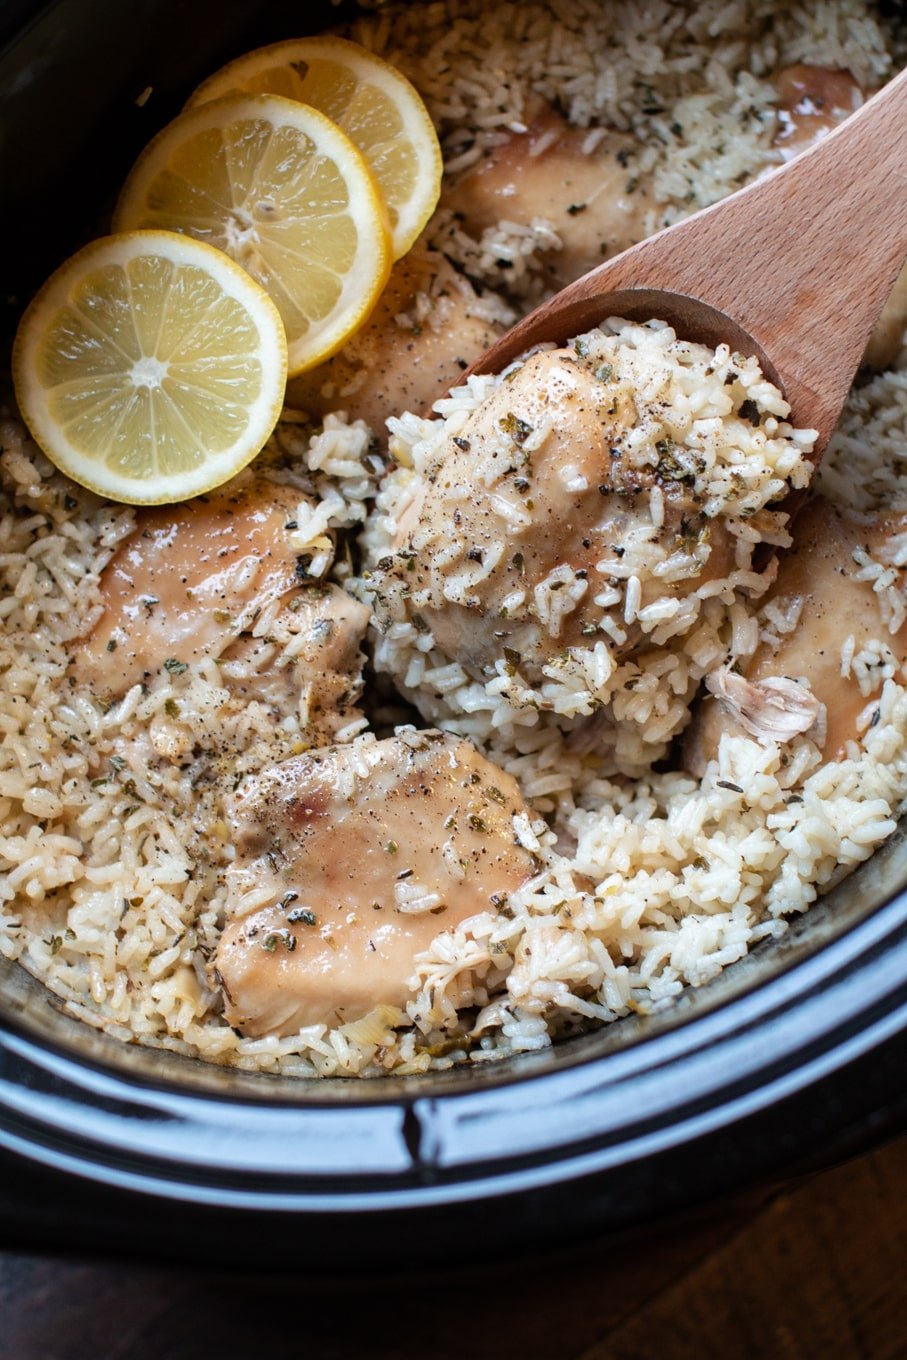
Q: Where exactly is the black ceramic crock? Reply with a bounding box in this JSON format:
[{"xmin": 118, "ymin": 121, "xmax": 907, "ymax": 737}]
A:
[{"xmin": 1, "ymin": 0, "xmax": 906, "ymax": 1268}]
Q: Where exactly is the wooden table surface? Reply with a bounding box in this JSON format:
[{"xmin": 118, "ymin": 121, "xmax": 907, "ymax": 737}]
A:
[{"xmin": 1, "ymin": 1134, "xmax": 905, "ymax": 1360}]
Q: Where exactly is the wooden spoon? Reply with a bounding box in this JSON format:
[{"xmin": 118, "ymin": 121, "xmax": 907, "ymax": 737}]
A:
[{"xmin": 464, "ymin": 66, "xmax": 907, "ymax": 460}]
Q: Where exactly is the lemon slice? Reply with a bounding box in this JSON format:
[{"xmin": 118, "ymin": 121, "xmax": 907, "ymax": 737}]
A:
[
  {"xmin": 114, "ymin": 93, "xmax": 392, "ymax": 375},
  {"xmin": 188, "ymin": 37, "xmax": 442, "ymax": 259},
  {"xmin": 13, "ymin": 231, "xmax": 287, "ymax": 505}
]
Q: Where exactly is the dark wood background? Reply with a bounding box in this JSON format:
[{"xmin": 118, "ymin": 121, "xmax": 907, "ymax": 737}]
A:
[{"xmin": 1, "ymin": 1134, "xmax": 905, "ymax": 1359}]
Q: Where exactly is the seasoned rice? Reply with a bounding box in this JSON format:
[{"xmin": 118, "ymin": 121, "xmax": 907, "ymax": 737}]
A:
[
  {"xmin": 360, "ymin": 317, "xmax": 813, "ymax": 771},
  {"xmin": 2, "ymin": 0, "xmax": 907, "ymax": 1078}
]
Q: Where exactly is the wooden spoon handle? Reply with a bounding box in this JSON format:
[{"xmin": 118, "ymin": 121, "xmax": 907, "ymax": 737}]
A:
[{"xmin": 472, "ymin": 66, "xmax": 907, "ymax": 450}]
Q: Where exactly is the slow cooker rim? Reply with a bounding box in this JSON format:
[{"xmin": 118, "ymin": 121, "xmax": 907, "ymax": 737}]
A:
[{"xmin": 1, "ymin": 879, "xmax": 905, "ymax": 1210}]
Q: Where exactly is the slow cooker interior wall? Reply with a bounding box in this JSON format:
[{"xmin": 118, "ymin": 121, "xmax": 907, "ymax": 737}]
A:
[
  {"xmin": 1, "ymin": 0, "xmax": 906, "ymax": 1102},
  {"xmin": 0, "ymin": 0, "xmax": 359, "ymax": 322}
]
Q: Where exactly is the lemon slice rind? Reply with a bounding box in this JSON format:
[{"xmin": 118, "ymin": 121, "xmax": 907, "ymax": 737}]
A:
[
  {"xmin": 114, "ymin": 93, "xmax": 393, "ymax": 376},
  {"xmin": 13, "ymin": 230, "xmax": 288, "ymax": 505},
  {"xmin": 188, "ymin": 36, "xmax": 442, "ymax": 259}
]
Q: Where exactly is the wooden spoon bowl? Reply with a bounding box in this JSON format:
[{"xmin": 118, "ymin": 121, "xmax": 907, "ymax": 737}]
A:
[{"xmin": 465, "ymin": 66, "xmax": 907, "ymax": 462}]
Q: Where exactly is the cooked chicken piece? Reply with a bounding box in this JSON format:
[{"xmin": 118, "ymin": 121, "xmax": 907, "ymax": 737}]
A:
[
  {"xmin": 864, "ymin": 261, "xmax": 907, "ymax": 372},
  {"xmin": 772, "ymin": 65, "xmax": 864, "ymax": 161},
  {"xmin": 286, "ymin": 248, "xmax": 504, "ymax": 429},
  {"xmin": 442, "ymin": 101, "xmax": 655, "ymax": 287},
  {"xmin": 221, "ymin": 583, "xmax": 369, "ymax": 743},
  {"xmin": 770, "ymin": 64, "xmax": 904, "ymax": 369},
  {"xmin": 74, "ymin": 476, "xmax": 304, "ymax": 699},
  {"xmin": 772, "ymin": 64, "xmax": 863, "ymax": 161},
  {"xmin": 373, "ymin": 347, "xmax": 735, "ymax": 683},
  {"xmin": 702, "ymin": 667, "xmax": 823, "ymax": 744},
  {"xmin": 685, "ymin": 496, "xmax": 907, "ymax": 772},
  {"xmin": 214, "ymin": 731, "xmax": 536, "ymax": 1036},
  {"xmin": 72, "ymin": 476, "xmax": 368, "ymax": 737}
]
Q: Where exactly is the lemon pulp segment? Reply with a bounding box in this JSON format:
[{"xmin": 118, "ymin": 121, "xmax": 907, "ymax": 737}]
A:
[
  {"xmin": 13, "ymin": 231, "xmax": 287, "ymax": 504},
  {"xmin": 188, "ymin": 37, "xmax": 442, "ymax": 258},
  {"xmin": 114, "ymin": 94, "xmax": 393, "ymax": 374}
]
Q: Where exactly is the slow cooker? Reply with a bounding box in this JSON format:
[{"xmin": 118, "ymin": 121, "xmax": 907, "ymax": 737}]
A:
[{"xmin": 1, "ymin": 0, "xmax": 906, "ymax": 1268}]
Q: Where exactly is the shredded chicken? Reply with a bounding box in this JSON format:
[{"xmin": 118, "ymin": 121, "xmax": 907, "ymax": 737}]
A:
[
  {"xmin": 686, "ymin": 496, "xmax": 907, "ymax": 772},
  {"xmin": 705, "ymin": 667, "xmax": 824, "ymax": 743}
]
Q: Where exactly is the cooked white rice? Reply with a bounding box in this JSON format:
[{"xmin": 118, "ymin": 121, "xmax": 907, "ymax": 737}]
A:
[
  {"xmin": 2, "ymin": 0, "xmax": 907, "ymax": 1078},
  {"xmin": 354, "ymin": 0, "xmax": 893, "ymax": 303},
  {"xmin": 361, "ymin": 317, "xmax": 814, "ymax": 771}
]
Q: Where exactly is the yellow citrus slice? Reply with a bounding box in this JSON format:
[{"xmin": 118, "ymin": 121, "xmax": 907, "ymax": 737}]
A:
[
  {"xmin": 12, "ymin": 231, "xmax": 288, "ymax": 505},
  {"xmin": 114, "ymin": 93, "xmax": 392, "ymax": 375},
  {"xmin": 188, "ymin": 36, "xmax": 442, "ymax": 259}
]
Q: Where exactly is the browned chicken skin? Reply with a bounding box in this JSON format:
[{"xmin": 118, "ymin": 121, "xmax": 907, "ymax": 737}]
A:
[
  {"xmin": 445, "ymin": 73, "xmax": 904, "ymax": 371},
  {"xmin": 214, "ymin": 731, "xmax": 537, "ymax": 1036},
  {"xmin": 686, "ymin": 496, "xmax": 907, "ymax": 771}
]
